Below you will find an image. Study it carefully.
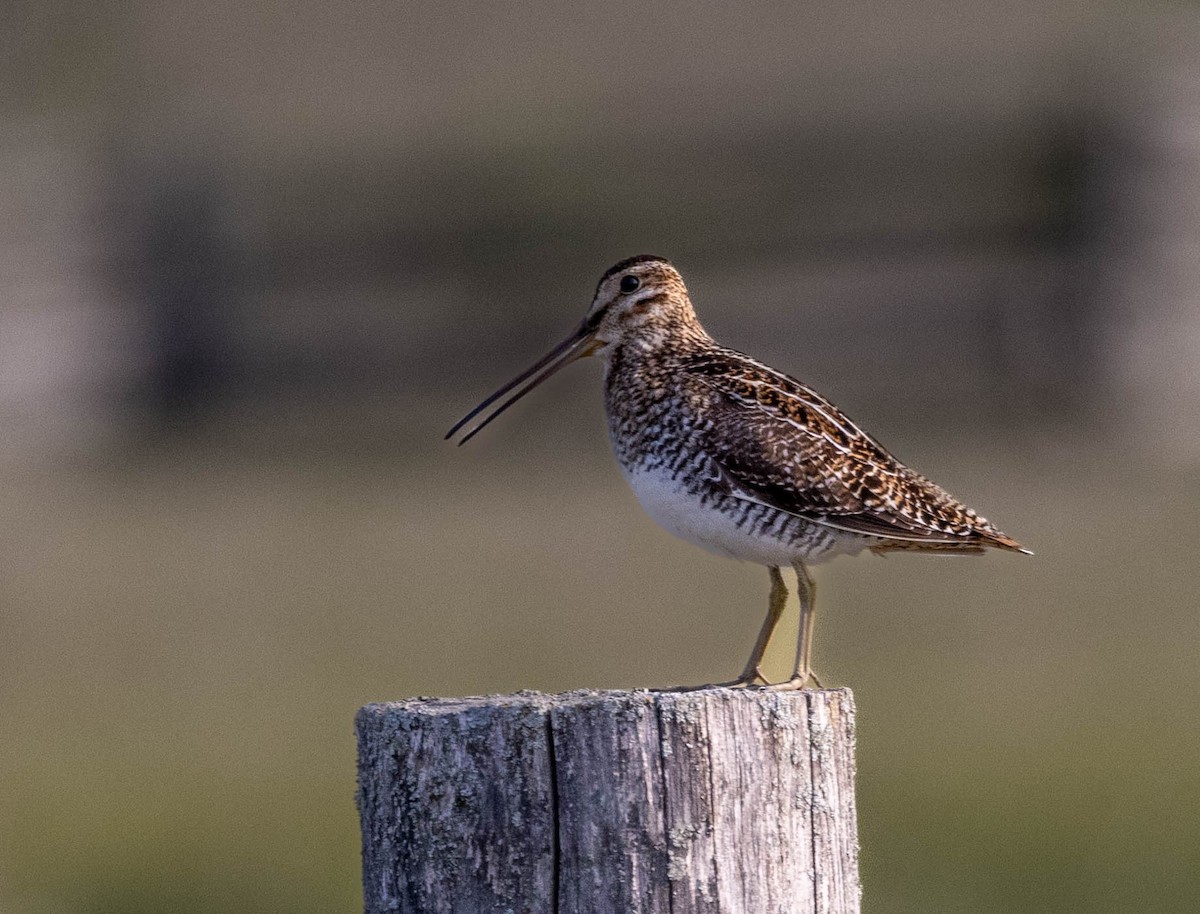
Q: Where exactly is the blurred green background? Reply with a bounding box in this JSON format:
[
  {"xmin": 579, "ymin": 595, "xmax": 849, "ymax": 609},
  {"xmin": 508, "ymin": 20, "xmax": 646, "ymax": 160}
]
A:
[{"xmin": 4, "ymin": 2, "xmax": 1200, "ymax": 912}]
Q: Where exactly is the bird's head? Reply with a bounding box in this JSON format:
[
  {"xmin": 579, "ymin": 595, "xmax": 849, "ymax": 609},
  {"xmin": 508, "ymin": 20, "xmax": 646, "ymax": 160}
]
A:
[
  {"xmin": 446, "ymin": 255, "xmax": 701, "ymax": 444},
  {"xmin": 583, "ymin": 255, "xmax": 697, "ymax": 352}
]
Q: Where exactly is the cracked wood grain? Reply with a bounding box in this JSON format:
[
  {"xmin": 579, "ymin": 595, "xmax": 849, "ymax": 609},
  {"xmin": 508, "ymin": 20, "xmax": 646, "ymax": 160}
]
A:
[{"xmin": 357, "ymin": 688, "xmax": 859, "ymax": 914}]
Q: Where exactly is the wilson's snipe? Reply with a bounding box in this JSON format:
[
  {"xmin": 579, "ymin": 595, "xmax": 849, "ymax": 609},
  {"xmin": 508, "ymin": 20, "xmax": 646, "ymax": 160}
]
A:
[{"xmin": 448, "ymin": 255, "xmax": 1029, "ymax": 689}]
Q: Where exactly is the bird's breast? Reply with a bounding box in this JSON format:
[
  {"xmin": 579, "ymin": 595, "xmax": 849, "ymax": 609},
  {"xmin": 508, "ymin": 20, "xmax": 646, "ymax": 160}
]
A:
[
  {"xmin": 618, "ymin": 458, "xmax": 869, "ymax": 566},
  {"xmin": 601, "ymin": 350, "xmax": 873, "ymax": 565}
]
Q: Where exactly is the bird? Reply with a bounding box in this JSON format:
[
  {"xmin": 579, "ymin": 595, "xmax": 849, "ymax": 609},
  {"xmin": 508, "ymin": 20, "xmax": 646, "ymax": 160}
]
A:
[{"xmin": 447, "ymin": 255, "xmax": 1030, "ymax": 689}]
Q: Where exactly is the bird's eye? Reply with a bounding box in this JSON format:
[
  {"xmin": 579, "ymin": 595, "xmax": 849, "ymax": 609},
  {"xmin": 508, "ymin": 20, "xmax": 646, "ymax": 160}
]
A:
[{"xmin": 619, "ymin": 275, "xmax": 641, "ymax": 294}]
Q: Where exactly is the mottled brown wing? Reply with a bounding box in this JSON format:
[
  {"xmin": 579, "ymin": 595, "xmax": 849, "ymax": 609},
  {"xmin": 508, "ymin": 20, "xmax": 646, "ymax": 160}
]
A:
[{"xmin": 684, "ymin": 349, "xmax": 1012, "ymax": 546}]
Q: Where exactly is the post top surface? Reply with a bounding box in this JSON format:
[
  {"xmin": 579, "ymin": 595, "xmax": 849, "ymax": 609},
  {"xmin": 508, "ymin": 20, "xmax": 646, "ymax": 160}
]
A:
[{"xmin": 358, "ymin": 686, "xmax": 854, "ymax": 721}]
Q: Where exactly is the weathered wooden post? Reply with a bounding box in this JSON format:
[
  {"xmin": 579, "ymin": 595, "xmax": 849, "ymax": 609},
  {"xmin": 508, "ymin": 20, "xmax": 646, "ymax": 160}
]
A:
[{"xmin": 356, "ymin": 688, "xmax": 859, "ymax": 913}]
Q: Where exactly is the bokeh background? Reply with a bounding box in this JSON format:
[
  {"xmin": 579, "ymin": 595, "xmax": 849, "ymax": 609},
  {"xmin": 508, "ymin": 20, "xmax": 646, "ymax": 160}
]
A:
[{"xmin": 4, "ymin": 3, "xmax": 1200, "ymax": 912}]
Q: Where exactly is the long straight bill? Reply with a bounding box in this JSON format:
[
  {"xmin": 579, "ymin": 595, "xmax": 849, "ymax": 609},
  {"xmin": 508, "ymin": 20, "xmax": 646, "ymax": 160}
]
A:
[{"xmin": 446, "ymin": 322, "xmax": 597, "ymax": 445}]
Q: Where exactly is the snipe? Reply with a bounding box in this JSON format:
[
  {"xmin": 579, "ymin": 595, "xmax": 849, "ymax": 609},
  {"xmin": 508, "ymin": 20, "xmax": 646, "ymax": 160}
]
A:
[{"xmin": 447, "ymin": 255, "xmax": 1029, "ymax": 689}]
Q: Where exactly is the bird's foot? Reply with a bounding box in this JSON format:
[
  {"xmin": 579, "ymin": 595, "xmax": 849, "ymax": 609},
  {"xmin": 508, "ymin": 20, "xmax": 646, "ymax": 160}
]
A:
[
  {"xmin": 708, "ymin": 669, "xmax": 770, "ymax": 689},
  {"xmin": 656, "ymin": 668, "xmax": 768, "ymax": 692},
  {"xmin": 763, "ymin": 669, "xmax": 825, "ymax": 691}
]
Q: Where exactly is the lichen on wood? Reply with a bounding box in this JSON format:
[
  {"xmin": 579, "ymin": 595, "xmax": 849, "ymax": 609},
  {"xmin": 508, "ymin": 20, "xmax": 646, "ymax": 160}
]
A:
[{"xmin": 357, "ymin": 688, "xmax": 860, "ymax": 914}]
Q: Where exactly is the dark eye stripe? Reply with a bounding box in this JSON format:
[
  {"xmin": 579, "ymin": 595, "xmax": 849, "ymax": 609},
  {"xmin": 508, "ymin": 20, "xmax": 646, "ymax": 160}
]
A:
[{"xmin": 627, "ymin": 291, "xmax": 667, "ymax": 316}]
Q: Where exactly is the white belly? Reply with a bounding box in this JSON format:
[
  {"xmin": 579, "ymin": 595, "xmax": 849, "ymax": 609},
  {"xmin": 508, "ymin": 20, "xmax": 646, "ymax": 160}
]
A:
[{"xmin": 621, "ymin": 463, "xmax": 868, "ymax": 567}]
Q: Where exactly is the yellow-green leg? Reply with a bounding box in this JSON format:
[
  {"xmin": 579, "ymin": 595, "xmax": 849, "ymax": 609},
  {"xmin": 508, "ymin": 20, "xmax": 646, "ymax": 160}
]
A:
[
  {"xmin": 768, "ymin": 560, "xmax": 825, "ymax": 690},
  {"xmin": 712, "ymin": 566, "xmax": 787, "ymax": 687}
]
